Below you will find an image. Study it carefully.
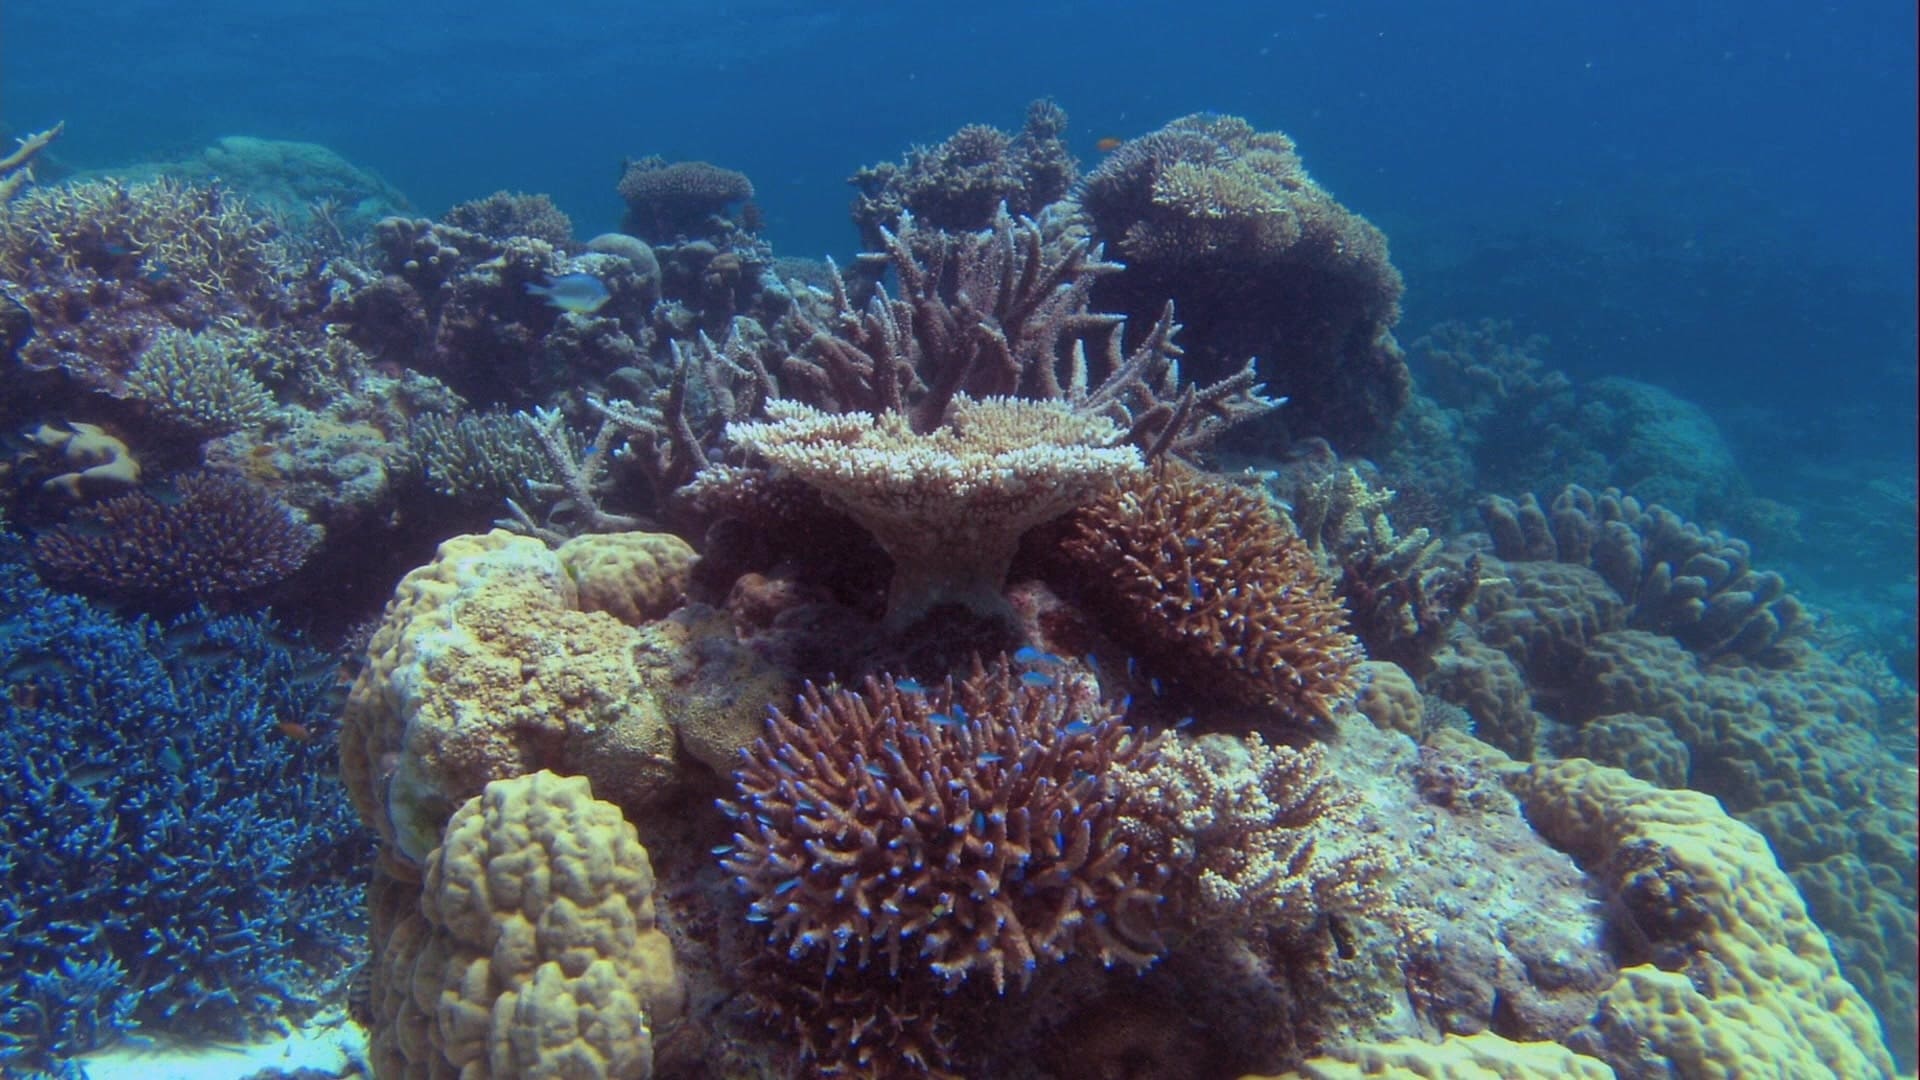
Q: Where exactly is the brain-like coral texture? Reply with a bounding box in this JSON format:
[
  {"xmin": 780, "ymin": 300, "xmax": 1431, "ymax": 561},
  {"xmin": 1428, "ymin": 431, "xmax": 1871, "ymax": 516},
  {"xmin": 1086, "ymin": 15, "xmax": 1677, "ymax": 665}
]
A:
[{"xmin": 370, "ymin": 770, "xmax": 683, "ymax": 1079}]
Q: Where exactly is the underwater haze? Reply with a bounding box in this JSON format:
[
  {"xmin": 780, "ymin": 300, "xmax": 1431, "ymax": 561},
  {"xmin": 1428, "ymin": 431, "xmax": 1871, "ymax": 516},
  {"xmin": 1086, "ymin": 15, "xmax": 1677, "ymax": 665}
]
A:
[{"xmin": 2, "ymin": 1, "xmax": 1917, "ymax": 1077}]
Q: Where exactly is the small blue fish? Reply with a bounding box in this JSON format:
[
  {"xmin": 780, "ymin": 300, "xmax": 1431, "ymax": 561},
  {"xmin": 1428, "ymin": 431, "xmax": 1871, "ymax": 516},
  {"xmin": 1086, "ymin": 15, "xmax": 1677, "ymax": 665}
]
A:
[
  {"xmin": 1063, "ymin": 718, "xmax": 1092, "ymax": 735},
  {"xmin": 1183, "ymin": 536, "xmax": 1204, "ymax": 551},
  {"xmin": 896, "ymin": 678, "xmax": 925, "ymax": 694},
  {"xmin": 978, "ymin": 752, "xmax": 1005, "ymax": 764},
  {"xmin": 1174, "ymin": 716, "xmax": 1196, "ymax": 729},
  {"xmin": 1189, "ymin": 580, "xmax": 1204, "ymax": 601},
  {"xmin": 864, "ymin": 763, "xmax": 889, "ymax": 779},
  {"xmin": 775, "ymin": 878, "xmax": 802, "ymax": 895},
  {"xmin": 928, "ymin": 712, "xmax": 959, "ymax": 729},
  {"xmin": 1018, "ymin": 671, "xmax": 1056, "ymax": 690},
  {"xmin": 711, "ymin": 843, "xmax": 735, "ymax": 855},
  {"xmin": 525, "ymin": 272, "xmax": 611, "ymax": 314},
  {"xmin": 1013, "ymin": 646, "xmax": 1063, "ymax": 666}
]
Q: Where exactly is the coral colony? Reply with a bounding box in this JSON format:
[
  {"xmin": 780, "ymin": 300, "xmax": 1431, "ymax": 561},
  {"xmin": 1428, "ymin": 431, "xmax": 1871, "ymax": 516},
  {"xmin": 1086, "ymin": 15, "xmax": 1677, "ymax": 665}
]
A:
[{"xmin": 0, "ymin": 104, "xmax": 1911, "ymax": 1080}]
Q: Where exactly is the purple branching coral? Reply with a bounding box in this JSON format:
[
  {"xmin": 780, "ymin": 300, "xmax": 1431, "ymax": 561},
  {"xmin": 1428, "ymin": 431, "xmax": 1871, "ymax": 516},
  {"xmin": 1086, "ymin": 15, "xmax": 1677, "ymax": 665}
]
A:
[
  {"xmin": 719, "ymin": 659, "xmax": 1177, "ymax": 1071},
  {"xmin": 722, "ymin": 659, "xmax": 1173, "ymax": 990},
  {"xmin": 33, "ymin": 471, "xmax": 319, "ymax": 604}
]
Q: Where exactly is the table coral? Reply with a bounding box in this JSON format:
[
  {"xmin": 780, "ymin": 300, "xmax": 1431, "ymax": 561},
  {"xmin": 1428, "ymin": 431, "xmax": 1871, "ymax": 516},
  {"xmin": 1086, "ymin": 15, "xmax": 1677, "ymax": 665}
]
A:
[
  {"xmin": 369, "ymin": 771, "xmax": 683, "ymax": 1079},
  {"xmin": 728, "ymin": 395, "xmax": 1142, "ymax": 623},
  {"xmin": 615, "ymin": 157, "xmax": 755, "ymax": 244}
]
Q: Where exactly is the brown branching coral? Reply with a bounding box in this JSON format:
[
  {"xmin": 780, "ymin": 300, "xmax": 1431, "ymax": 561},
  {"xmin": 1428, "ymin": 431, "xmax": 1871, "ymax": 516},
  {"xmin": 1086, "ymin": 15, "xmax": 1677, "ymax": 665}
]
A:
[
  {"xmin": 1115, "ymin": 731, "xmax": 1389, "ymax": 938},
  {"xmin": 441, "ymin": 189, "xmax": 574, "ymax": 247},
  {"xmin": 719, "ymin": 661, "xmax": 1174, "ymax": 1045},
  {"xmin": 1072, "ymin": 113, "xmax": 1408, "ymax": 451},
  {"xmin": 1054, "ymin": 463, "xmax": 1361, "ymax": 725}
]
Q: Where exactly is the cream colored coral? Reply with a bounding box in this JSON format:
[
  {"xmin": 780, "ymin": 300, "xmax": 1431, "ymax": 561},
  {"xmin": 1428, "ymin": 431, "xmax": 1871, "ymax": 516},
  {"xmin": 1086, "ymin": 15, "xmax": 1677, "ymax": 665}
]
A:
[
  {"xmin": 27, "ymin": 421, "xmax": 141, "ymax": 496},
  {"xmin": 1354, "ymin": 660, "xmax": 1424, "ymax": 738},
  {"xmin": 341, "ymin": 530, "xmax": 775, "ymax": 863},
  {"xmin": 1263, "ymin": 1031, "xmax": 1616, "ymax": 1079},
  {"xmin": 1507, "ymin": 758, "xmax": 1895, "ymax": 1079},
  {"xmin": 417, "ymin": 771, "xmax": 682, "ymax": 1080},
  {"xmin": 556, "ymin": 531, "xmax": 697, "ymax": 625},
  {"xmin": 725, "ymin": 394, "xmax": 1141, "ymax": 623}
]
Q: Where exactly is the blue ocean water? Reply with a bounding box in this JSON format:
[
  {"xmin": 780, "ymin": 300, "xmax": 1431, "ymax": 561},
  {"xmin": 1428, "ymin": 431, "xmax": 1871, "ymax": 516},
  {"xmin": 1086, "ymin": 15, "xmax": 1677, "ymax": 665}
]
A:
[{"xmin": 2, "ymin": 1, "xmax": 1916, "ymax": 1076}]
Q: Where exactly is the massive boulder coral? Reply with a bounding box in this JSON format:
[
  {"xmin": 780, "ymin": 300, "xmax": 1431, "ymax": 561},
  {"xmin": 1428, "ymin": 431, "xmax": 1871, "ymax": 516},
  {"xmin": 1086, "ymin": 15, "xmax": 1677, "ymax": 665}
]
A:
[
  {"xmin": 338, "ymin": 529, "xmax": 774, "ymax": 863},
  {"xmin": 1071, "ymin": 113, "xmax": 1409, "ymax": 452},
  {"xmin": 1479, "ymin": 483, "xmax": 1805, "ymax": 663},
  {"xmin": 367, "ymin": 771, "xmax": 684, "ymax": 1079}
]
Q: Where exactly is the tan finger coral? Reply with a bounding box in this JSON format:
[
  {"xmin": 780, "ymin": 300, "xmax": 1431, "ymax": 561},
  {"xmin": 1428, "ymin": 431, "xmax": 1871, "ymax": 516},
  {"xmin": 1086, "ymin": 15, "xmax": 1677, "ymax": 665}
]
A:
[{"xmin": 726, "ymin": 395, "xmax": 1142, "ymax": 625}]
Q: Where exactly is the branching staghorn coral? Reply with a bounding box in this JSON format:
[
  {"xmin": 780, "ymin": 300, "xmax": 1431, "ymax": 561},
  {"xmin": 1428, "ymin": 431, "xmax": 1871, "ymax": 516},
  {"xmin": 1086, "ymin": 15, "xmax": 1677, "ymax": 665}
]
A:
[
  {"xmin": 677, "ymin": 208, "xmax": 1278, "ymax": 624},
  {"xmin": 124, "ymin": 326, "xmax": 276, "ymax": 436},
  {"xmin": 1053, "ymin": 463, "xmax": 1362, "ymax": 726},
  {"xmin": 720, "ymin": 660, "xmax": 1177, "ymax": 1077},
  {"xmin": 0, "ymin": 121, "xmax": 63, "ymax": 203}
]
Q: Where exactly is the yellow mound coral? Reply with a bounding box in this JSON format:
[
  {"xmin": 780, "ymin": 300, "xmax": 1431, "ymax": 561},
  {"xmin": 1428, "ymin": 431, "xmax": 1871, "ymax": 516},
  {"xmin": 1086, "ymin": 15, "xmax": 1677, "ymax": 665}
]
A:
[
  {"xmin": 1266, "ymin": 1031, "xmax": 1615, "ymax": 1079},
  {"xmin": 370, "ymin": 771, "xmax": 683, "ymax": 1079},
  {"xmin": 340, "ymin": 530, "xmax": 771, "ymax": 863},
  {"xmin": 1508, "ymin": 758, "xmax": 1895, "ymax": 1079},
  {"xmin": 555, "ymin": 531, "xmax": 697, "ymax": 625},
  {"xmin": 1056, "ymin": 463, "xmax": 1361, "ymax": 724}
]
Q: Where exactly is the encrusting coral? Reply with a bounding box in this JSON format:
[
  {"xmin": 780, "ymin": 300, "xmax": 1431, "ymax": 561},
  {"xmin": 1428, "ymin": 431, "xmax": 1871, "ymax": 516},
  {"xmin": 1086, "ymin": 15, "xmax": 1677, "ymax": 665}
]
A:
[{"xmin": 1052, "ymin": 462, "xmax": 1362, "ymax": 725}]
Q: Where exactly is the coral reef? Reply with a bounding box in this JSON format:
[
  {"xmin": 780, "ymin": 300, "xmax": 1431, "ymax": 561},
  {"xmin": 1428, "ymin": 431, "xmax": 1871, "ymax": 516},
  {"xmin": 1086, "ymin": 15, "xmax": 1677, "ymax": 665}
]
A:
[
  {"xmin": 674, "ymin": 208, "xmax": 1276, "ymax": 626},
  {"xmin": 441, "ymin": 189, "xmax": 574, "ymax": 247},
  {"xmin": 1071, "ymin": 113, "xmax": 1408, "ymax": 451},
  {"xmin": 616, "ymin": 158, "xmax": 755, "ymax": 244},
  {"xmin": 366, "ymin": 771, "xmax": 683, "ymax": 1079},
  {"xmin": 0, "ymin": 534, "xmax": 368, "ymax": 1072},
  {"xmin": 0, "ymin": 177, "xmax": 299, "ymax": 396},
  {"xmin": 849, "ymin": 98, "xmax": 1078, "ymax": 250},
  {"xmin": 1052, "ymin": 463, "xmax": 1361, "ymax": 725},
  {"xmin": 32, "ymin": 470, "xmax": 319, "ymax": 606}
]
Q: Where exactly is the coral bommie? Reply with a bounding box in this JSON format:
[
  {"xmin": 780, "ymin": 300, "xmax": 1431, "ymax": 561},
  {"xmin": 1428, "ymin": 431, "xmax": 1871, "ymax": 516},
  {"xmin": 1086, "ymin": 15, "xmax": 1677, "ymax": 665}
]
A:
[
  {"xmin": 1057, "ymin": 463, "xmax": 1362, "ymax": 724},
  {"xmin": 720, "ymin": 660, "xmax": 1173, "ymax": 997}
]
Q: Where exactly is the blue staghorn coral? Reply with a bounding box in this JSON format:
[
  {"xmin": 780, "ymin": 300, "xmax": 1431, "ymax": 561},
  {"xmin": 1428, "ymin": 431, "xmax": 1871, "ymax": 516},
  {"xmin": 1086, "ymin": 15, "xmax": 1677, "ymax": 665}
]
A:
[{"xmin": 0, "ymin": 530, "xmax": 372, "ymax": 1074}]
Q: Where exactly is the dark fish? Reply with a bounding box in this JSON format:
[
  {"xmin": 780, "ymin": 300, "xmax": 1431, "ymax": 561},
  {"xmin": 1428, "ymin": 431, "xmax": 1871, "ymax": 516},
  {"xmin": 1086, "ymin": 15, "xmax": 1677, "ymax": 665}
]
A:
[
  {"xmin": 4, "ymin": 651, "xmax": 79, "ymax": 681},
  {"xmin": 346, "ymin": 962, "xmax": 373, "ymax": 1027}
]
